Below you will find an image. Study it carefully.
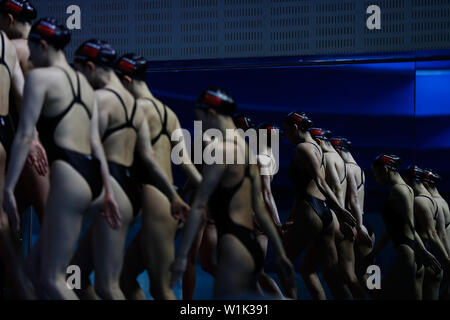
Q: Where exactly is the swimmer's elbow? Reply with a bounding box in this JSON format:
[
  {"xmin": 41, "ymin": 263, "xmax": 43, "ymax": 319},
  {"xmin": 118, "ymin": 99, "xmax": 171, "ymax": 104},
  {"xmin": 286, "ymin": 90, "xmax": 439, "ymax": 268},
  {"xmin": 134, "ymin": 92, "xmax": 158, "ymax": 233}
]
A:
[
  {"xmin": 262, "ymin": 190, "xmax": 272, "ymax": 206},
  {"xmin": 427, "ymin": 228, "xmax": 439, "ymax": 241},
  {"xmin": 16, "ymin": 128, "xmax": 34, "ymax": 144}
]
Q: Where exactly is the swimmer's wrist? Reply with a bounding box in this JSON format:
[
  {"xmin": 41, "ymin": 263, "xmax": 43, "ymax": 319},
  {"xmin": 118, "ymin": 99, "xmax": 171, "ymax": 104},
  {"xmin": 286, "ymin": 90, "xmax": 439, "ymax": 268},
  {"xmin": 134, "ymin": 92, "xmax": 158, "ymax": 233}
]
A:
[{"xmin": 4, "ymin": 185, "xmax": 14, "ymax": 194}]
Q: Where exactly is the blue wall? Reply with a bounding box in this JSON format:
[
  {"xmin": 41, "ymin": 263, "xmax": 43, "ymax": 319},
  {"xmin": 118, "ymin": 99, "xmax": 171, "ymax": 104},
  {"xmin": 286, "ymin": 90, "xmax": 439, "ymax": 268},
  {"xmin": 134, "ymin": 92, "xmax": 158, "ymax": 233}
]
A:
[{"xmin": 145, "ymin": 59, "xmax": 449, "ymax": 281}]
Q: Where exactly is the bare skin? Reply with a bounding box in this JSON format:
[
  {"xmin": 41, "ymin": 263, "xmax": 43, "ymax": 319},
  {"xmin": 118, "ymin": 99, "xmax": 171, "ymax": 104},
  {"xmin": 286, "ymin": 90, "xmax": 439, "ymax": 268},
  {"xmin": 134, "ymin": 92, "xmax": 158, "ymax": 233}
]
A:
[
  {"xmin": 305, "ymin": 139, "xmax": 366, "ymax": 299},
  {"xmin": 334, "ymin": 148, "xmax": 373, "ymax": 298},
  {"xmin": 0, "ymin": 15, "xmax": 50, "ymax": 226},
  {"xmin": 282, "ymin": 123, "xmax": 356, "ymax": 300},
  {"xmin": 0, "ymin": 28, "xmax": 37, "ymax": 299},
  {"xmin": 364, "ymin": 166, "xmax": 441, "ymax": 299},
  {"xmin": 171, "ymin": 110, "xmax": 296, "ymax": 299},
  {"xmin": 254, "ymin": 150, "xmax": 284, "ymax": 298},
  {"xmin": 71, "ymin": 65, "xmax": 189, "ymax": 300},
  {"xmin": 184, "ymin": 145, "xmax": 284, "ymax": 299},
  {"xmin": 115, "ymin": 77, "xmax": 201, "ymax": 300},
  {"xmin": 425, "ymin": 183, "xmax": 450, "ymax": 256},
  {"xmin": 406, "ymin": 179, "xmax": 450, "ymax": 300},
  {"xmin": 3, "ymin": 39, "xmax": 122, "ymax": 299},
  {"xmin": 183, "ymin": 172, "xmax": 218, "ymax": 300},
  {"xmin": 425, "ymin": 183, "xmax": 450, "ymax": 299}
]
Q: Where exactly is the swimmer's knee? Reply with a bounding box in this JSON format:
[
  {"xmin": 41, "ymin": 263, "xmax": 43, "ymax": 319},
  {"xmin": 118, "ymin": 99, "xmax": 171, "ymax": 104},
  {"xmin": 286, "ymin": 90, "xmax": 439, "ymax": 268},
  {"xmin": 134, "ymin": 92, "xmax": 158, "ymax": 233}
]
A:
[
  {"xmin": 94, "ymin": 280, "xmax": 121, "ymax": 300},
  {"xmin": 150, "ymin": 282, "xmax": 175, "ymax": 300},
  {"xmin": 39, "ymin": 272, "xmax": 63, "ymax": 296}
]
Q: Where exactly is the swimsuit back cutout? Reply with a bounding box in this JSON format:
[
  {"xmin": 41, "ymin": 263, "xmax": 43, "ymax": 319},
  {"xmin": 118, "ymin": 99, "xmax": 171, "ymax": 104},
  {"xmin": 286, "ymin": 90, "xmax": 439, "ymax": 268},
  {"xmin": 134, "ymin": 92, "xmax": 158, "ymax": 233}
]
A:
[
  {"xmin": 143, "ymin": 98, "xmax": 170, "ymax": 145},
  {"xmin": 208, "ymin": 148, "xmax": 264, "ymax": 275},
  {"xmin": 36, "ymin": 67, "xmax": 102, "ymax": 199},
  {"xmin": 37, "ymin": 66, "xmax": 92, "ymax": 162},
  {"xmin": 348, "ymin": 162, "xmax": 364, "ymax": 190},
  {"xmin": 0, "ymin": 32, "xmax": 11, "ymax": 79},
  {"xmin": 417, "ymin": 194, "xmax": 439, "ymax": 221},
  {"xmin": 101, "ymin": 88, "xmax": 139, "ymax": 142}
]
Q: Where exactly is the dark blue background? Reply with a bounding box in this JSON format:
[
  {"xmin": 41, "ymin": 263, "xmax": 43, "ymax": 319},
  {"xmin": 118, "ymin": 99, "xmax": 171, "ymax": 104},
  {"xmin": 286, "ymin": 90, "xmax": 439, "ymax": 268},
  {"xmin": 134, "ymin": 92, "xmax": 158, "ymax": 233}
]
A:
[
  {"xmin": 25, "ymin": 57, "xmax": 450, "ymax": 299},
  {"xmin": 144, "ymin": 59, "xmax": 449, "ymax": 295}
]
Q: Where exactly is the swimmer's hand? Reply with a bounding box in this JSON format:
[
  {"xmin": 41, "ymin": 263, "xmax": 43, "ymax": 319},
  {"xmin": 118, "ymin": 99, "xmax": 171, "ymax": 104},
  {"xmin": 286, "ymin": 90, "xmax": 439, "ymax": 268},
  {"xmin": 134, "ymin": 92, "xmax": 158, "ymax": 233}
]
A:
[
  {"xmin": 170, "ymin": 255, "xmax": 187, "ymax": 289},
  {"xmin": 101, "ymin": 192, "xmax": 121, "ymax": 229},
  {"xmin": 356, "ymin": 225, "xmax": 373, "ymax": 248},
  {"xmin": 336, "ymin": 208, "xmax": 356, "ymax": 227},
  {"xmin": 274, "ymin": 254, "xmax": 297, "ymax": 300},
  {"xmin": 341, "ymin": 222, "xmax": 356, "ymax": 241},
  {"xmin": 171, "ymin": 195, "xmax": 191, "ymax": 222},
  {"xmin": 422, "ymin": 251, "xmax": 441, "ymax": 276},
  {"xmin": 3, "ymin": 189, "xmax": 20, "ymax": 232},
  {"xmin": 281, "ymin": 221, "xmax": 294, "ymax": 236},
  {"xmin": 27, "ymin": 139, "xmax": 48, "ymax": 176}
]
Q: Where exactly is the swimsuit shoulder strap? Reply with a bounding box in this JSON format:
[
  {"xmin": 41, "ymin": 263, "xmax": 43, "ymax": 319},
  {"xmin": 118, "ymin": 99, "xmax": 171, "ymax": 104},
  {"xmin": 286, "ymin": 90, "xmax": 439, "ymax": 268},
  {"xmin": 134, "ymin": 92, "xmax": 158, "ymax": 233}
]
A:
[
  {"xmin": 74, "ymin": 72, "xmax": 92, "ymax": 118},
  {"xmin": 129, "ymin": 99, "xmax": 139, "ymax": 132},
  {"xmin": 417, "ymin": 194, "xmax": 438, "ymax": 219},
  {"xmin": 357, "ymin": 166, "xmax": 365, "ymax": 190},
  {"xmin": 397, "ymin": 183, "xmax": 414, "ymax": 196},
  {"xmin": 305, "ymin": 141, "xmax": 324, "ymax": 168},
  {"xmin": 0, "ymin": 32, "xmax": 11, "ymax": 79},
  {"xmin": 55, "ymin": 66, "xmax": 76, "ymax": 97},
  {"xmin": 54, "ymin": 67, "xmax": 92, "ymax": 119},
  {"xmin": 103, "ymin": 88, "xmax": 129, "ymax": 121},
  {"xmin": 145, "ymin": 98, "xmax": 170, "ymax": 144}
]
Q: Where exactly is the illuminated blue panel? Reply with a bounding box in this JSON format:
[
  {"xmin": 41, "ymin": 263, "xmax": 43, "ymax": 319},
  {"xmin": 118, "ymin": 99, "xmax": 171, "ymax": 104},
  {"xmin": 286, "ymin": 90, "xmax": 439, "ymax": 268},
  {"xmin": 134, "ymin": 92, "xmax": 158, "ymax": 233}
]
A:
[{"xmin": 416, "ymin": 61, "xmax": 450, "ymax": 116}]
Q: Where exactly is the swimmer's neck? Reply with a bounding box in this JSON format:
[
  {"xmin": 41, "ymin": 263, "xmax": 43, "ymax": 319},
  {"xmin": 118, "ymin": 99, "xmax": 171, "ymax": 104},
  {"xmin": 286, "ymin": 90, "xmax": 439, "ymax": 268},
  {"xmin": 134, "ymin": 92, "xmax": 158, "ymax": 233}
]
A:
[
  {"xmin": 320, "ymin": 141, "xmax": 335, "ymax": 153},
  {"xmin": 340, "ymin": 151, "xmax": 356, "ymax": 164},
  {"xmin": 296, "ymin": 131, "xmax": 315, "ymax": 145},
  {"xmin": 426, "ymin": 185, "xmax": 440, "ymax": 198},
  {"xmin": 412, "ymin": 183, "xmax": 431, "ymax": 197},
  {"xmin": 131, "ymin": 80, "xmax": 154, "ymax": 100},
  {"xmin": 48, "ymin": 51, "xmax": 70, "ymax": 69},
  {"xmin": 4, "ymin": 23, "xmax": 30, "ymax": 40},
  {"xmin": 387, "ymin": 172, "xmax": 406, "ymax": 187},
  {"xmin": 100, "ymin": 70, "xmax": 126, "ymax": 90}
]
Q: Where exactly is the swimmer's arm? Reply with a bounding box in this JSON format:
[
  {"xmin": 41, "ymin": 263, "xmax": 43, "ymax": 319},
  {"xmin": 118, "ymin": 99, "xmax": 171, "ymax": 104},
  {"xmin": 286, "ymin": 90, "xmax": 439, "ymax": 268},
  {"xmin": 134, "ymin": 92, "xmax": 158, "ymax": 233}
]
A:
[
  {"xmin": 171, "ymin": 117, "xmax": 202, "ymax": 187},
  {"xmin": 415, "ymin": 199, "xmax": 450, "ymax": 264},
  {"xmin": 177, "ymin": 162, "xmax": 226, "ymax": 258},
  {"xmin": 347, "ymin": 171, "xmax": 363, "ymax": 228},
  {"xmin": 436, "ymin": 208, "xmax": 450, "ymax": 256},
  {"xmin": 300, "ymin": 146, "xmax": 353, "ymax": 224},
  {"xmin": 259, "ymin": 173, "xmax": 282, "ymax": 227},
  {"xmin": 136, "ymin": 119, "xmax": 179, "ymax": 202},
  {"xmin": 393, "ymin": 187, "xmax": 428, "ymax": 257},
  {"xmin": 251, "ymin": 164, "xmax": 285, "ymax": 255},
  {"xmin": 327, "ymin": 162, "xmax": 343, "ymax": 199},
  {"xmin": 90, "ymin": 100, "xmax": 114, "ymax": 195},
  {"xmin": 10, "ymin": 56, "xmax": 24, "ymax": 114},
  {"xmin": 95, "ymin": 91, "xmax": 111, "ymax": 137},
  {"xmin": 4, "ymin": 70, "xmax": 45, "ymax": 192}
]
